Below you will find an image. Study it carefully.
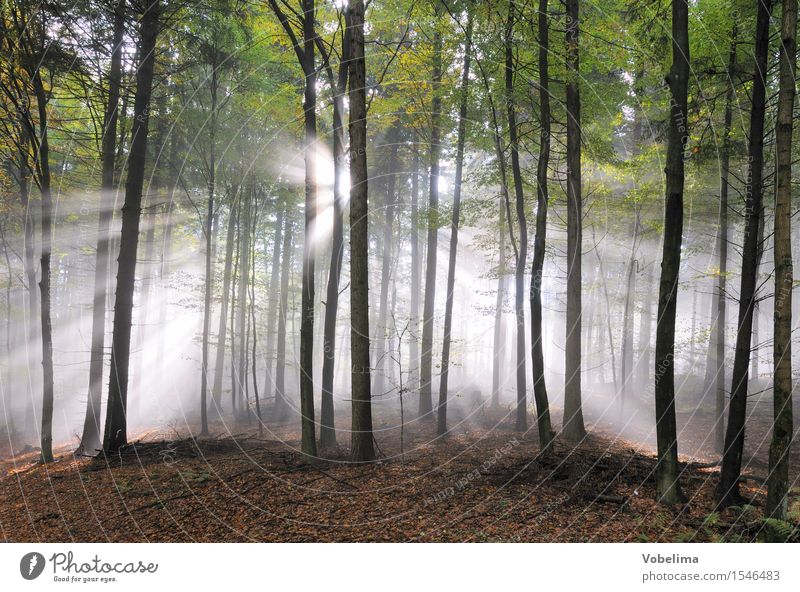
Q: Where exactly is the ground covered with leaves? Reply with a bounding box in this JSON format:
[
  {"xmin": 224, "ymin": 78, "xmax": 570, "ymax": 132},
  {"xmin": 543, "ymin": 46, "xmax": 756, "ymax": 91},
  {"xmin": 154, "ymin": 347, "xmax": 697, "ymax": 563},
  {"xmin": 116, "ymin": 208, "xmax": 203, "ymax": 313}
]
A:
[{"xmin": 1, "ymin": 404, "xmax": 798, "ymax": 543}]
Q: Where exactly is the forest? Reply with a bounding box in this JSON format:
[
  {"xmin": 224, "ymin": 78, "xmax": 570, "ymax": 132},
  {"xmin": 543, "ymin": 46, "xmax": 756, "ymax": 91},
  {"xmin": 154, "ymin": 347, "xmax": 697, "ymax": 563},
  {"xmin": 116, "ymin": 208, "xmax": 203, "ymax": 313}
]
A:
[{"xmin": 0, "ymin": 0, "xmax": 798, "ymax": 544}]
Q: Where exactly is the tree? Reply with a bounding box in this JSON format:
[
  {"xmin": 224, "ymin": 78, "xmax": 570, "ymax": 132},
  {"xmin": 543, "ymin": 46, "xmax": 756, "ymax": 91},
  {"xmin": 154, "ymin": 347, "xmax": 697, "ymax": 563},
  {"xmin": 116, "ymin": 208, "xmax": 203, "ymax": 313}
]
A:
[
  {"xmin": 103, "ymin": 0, "xmax": 161, "ymax": 453},
  {"xmin": 716, "ymin": 0, "xmax": 771, "ymax": 508},
  {"xmin": 78, "ymin": 0, "xmax": 127, "ymax": 456},
  {"xmin": 266, "ymin": 0, "xmax": 318, "ymax": 456},
  {"xmin": 562, "ymin": 0, "xmax": 585, "ymax": 441},
  {"xmin": 529, "ymin": 0, "xmax": 554, "ymax": 452},
  {"xmin": 437, "ymin": 9, "xmax": 473, "ymax": 436},
  {"xmin": 653, "ymin": 0, "xmax": 689, "ymax": 504},
  {"xmin": 348, "ymin": 0, "xmax": 375, "ymax": 463},
  {"xmin": 419, "ymin": 2, "xmax": 443, "ymax": 420},
  {"xmin": 765, "ymin": 0, "xmax": 796, "ymax": 524}
]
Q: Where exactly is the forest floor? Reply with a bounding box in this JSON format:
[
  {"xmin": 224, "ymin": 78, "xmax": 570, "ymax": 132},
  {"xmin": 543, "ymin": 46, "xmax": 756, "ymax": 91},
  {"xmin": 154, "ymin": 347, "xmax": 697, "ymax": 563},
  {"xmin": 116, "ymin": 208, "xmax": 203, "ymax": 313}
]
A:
[{"xmin": 1, "ymin": 395, "xmax": 799, "ymax": 543}]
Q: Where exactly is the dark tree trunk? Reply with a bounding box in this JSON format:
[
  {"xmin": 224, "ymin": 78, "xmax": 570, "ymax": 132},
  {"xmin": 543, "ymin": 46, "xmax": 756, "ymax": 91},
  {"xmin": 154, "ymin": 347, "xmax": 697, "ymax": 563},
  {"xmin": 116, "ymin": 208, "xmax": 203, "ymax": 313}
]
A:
[
  {"xmin": 562, "ymin": 0, "xmax": 585, "ymax": 441},
  {"xmin": 716, "ymin": 0, "xmax": 771, "ymax": 508},
  {"xmin": 653, "ymin": 0, "xmax": 690, "ymax": 504},
  {"xmin": 530, "ymin": 0, "xmax": 554, "ymax": 452},
  {"xmin": 79, "ymin": 0, "xmax": 126, "ymax": 455},
  {"xmin": 419, "ymin": 15, "xmax": 443, "ymax": 420},
  {"xmin": 348, "ymin": 0, "xmax": 375, "ymax": 462},
  {"xmin": 318, "ymin": 16, "xmax": 349, "ymax": 450},
  {"xmin": 31, "ymin": 72, "xmax": 55, "ymax": 464},
  {"xmin": 437, "ymin": 14, "xmax": 473, "ymax": 436},
  {"xmin": 766, "ymin": 0, "xmax": 796, "ymax": 524},
  {"xmin": 103, "ymin": 0, "xmax": 161, "ymax": 453},
  {"xmin": 213, "ymin": 185, "xmax": 240, "ymax": 410},
  {"xmin": 236, "ymin": 183, "xmax": 252, "ymax": 417},
  {"xmin": 504, "ymin": 3, "xmax": 528, "ymax": 433},
  {"xmin": 200, "ymin": 63, "xmax": 220, "ymax": 436},
  {"xmin": 708, "ymin": 27, "xmax": 737, "ymax": 454},
  {"xmin": 298, "ymin": 0, "xmax": 318, "ymax": 457}
]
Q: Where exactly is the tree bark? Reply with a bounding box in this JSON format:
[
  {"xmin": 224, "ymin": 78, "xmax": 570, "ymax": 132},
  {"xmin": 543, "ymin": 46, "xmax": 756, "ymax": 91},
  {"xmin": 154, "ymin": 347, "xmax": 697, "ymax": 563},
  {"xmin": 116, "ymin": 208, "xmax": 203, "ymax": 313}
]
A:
[
  {"xmin": 707, "ymin": 27, "xmax": 736, "ymax": 454},
  {"xmin": 274, "ymin": 212, "xmax": 293, "ymax": 420},
  {"xmin": 348, "ymin": 0, "xmax": 375, "ymax": 462},
  {"xmin": 562, "ymin": 0, "xmax": 585, "ymax": 441},
  {"xmin": 530, "ymin": 0, "xmax": 554, "ymax": 452},
  {"xmin": 505, "ymin": 2, "xmax": 528, "ymax": 433},
  {"xmin": 653, "ymin": 0, "xmax": 690, "ymax": 504},
  {"xmin": 79, "ymin": 0, "xmax": 126, "ymax": 455},
  {"xmin": 103, "ymin": 0, "xmax": 161, "ymax": 453},
  {"xmin": 437, "ymin": 13, "xmax": 473, "ymax": 436},
  {"xmin": 716, "ymin": 0, "xmax": 771, "ymax": 508},
  {"xmin": 419, "ymin": 11, "xmax": 443, "ymax": 420},
  {"xmin": 765, "ymin": 0, "xmax": 796, "ymax": 523}
]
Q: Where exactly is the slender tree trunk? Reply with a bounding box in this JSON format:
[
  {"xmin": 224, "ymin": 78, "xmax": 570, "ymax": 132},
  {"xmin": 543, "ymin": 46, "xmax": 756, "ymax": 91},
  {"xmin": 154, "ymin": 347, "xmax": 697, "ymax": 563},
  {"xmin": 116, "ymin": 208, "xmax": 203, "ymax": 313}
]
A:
[
  {"xmin": 492, "ymin": 201, "xmax": 507, "ymax": 408},
  {"xmin": 236, "ymin": 183, "xmax": 252, "ymax": 417},
  {"xmin": 79, "ymin": 0, "xmax": 126, "ymax": 455},
  {"xmin": 200, "ymin": 64, "xmax": 220, "ymax": 436},
  {"xmin": 530, "ymin": 0, "xmax": 554, "ymax": 451},
  {"xmin": 419, "ymin": 14, "xmax": 443, "ymax": 420},
  {"xmin": 263, "ymin": 202, "xmax": 283, "ymax": 406},
  {"xmin": 766, "ymin": 0, "xmax": 796, "ymax": 524},
  {"xmin": 319, "ymin": 21, "xmax": 349, "ymax": 450},
  {"xmin": 437, "ymin": 14, "xmax": 473, "ymax": 436},
  {"xmin": 563, "ymin": 0, "xmax": 585, "ymax": 441},
  {"xmin": 375, "ymin": 126, "xmax": 400, "ymax": 401},
  {"xmin": 103, "ymin": 0, "xmax": 161, "ymax": 453},
  {"xmin": 504, "ymin": 3, "xmax": 528, "ymax": 433},
  {"xmin": 653, "ymin": 0, "xmax": 689, "ymax": 504},
  {"xmin": 409, "ymin": 144, "xmax": 421, "ymax": 399},
  {"xmin": 708, "ymin": 27, "xmax": 736, "ymax": 454},
  {"xmin": 274, "ymin": 212, "xmax": 293, "ymax": 420},
  {"xmin": 213, "ymin": 185, "xmax": 240, "ymax": 410},
  {"xmin": 348, "ymin": 0, "xmax": 374, "ymax": 462},
  {"xmin": 716, "ymin": 0, "xmax": 771, "ymax": 508},
  {"xmin": 621, "ymin": 207, "xmax": 639, "ymax": 416},
  {"xmin": 30, "ymin": 72, "xmax": 55, "ymax": 464},
  {"xmin": 298, "ymin": 0, "xmax": 318, "ymax": 457}
]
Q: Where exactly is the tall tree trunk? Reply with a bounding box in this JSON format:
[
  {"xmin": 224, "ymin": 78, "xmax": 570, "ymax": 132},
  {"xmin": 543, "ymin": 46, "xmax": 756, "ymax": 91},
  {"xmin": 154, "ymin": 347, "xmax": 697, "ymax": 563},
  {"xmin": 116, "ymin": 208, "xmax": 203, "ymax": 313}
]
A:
[
  {"xmin": 708, "ymin": 27, "xmax": 737, "ymax": 454},
  {"xmin": 530, "ymin": 0, "xmax": 554, "ymax": 452},
  {"xmin": 348, "ymin": 0, "xmax": 375, "ymax": 462},
  {"xmin": 213, "ymin": 185, "xmax": 240, "ymax": 410},
  {"xmin": 437, "ymin": 14, "xmax": 473, "ymax": 436},
  {"xmin": 492, "ymin": 201, "xmax": 507, "ymax": 408},
  {"xmin": 505, "ymin": 3, "xmax": 528, "ymax": 433},
  {"xmin": 409, "ymin": 143, "xmax": 421, "ymax": 399},
  {"xmin": 274, "ymin": 213, "xmax": 293, "ymax": 420},
  {"xmin": 766, "ymin": 0, "xmax": 796, "ymax": 523},
  {"xmin": 562, "ymin": 0, "xmax": 585, "ymax": 441},
  {"xmin": 263, "ymin": 201, "xmax": 283, "ymax": 409},
  {"xmin": 31, "ymin": 72, "xmax": 54, "ymax": 464},
  {"xmin": 620, "ymin": 207, "xmax": 640, "ymax": 416},
  {"xmin": 298, "ymin": 0, "xmax": 318, "ymax": 457},
  {"xmin": 319, "ymin": 19, "xmax": 349, "ymax": 450},
  {"xmin": 653, "ymin": 0, "xmax": 690, "ymax": 504},
  {"xmin": 79, "ymin": 0, "xmax": 126, "ymax": 455},
  {"xmin": 103, "ymin": 0, "xmax": 161, "ymax": 453},
  {"xmin": 200, "ymin": 63, "xmax": 220, "ymax": 436},
  {"xmin": 419, "ymin": 13, "xmax": 443, "ymax": 420},
  {"xmin": 236, "ymin": 183, "xmax": 252, "ymax": 417},
  {"xmin": 716, "ymin": 0, "xmax": 771, "ymax": 508},
  {"xmin": 375, "ymin": 126, "xmax": 400, "ymax": 401}
]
